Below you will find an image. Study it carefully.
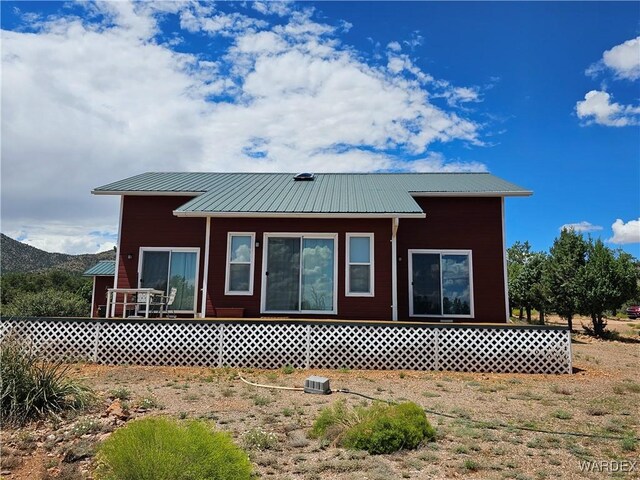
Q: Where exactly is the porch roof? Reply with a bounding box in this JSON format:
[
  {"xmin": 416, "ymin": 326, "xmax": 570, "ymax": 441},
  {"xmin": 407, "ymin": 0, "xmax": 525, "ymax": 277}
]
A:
[
  {"xmin": 93, "ymin": 172, "xmax": 531, "ymax": 216},
  {"xmin": 83, "ymin": 260, "xmax": 116, "ymax": 277}
]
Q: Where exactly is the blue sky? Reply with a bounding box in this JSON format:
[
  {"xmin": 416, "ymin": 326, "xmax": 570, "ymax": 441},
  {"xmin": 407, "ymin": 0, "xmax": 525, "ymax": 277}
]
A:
[{"xmin": 1, "ymin": 1, "xmax": 639, "ymax": 256}]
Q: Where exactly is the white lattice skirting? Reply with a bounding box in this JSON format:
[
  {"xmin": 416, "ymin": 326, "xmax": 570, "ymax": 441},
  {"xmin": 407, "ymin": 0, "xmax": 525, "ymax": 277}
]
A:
[{"xmin": 0, "ymin": 318, "xmax": 572, "ymax": 374}]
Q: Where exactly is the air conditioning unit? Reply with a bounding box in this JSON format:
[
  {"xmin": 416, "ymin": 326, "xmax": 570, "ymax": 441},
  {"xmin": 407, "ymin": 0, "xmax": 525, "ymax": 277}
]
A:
[{"xmin": 304, "ymin": 376, "xmax": 331, "ymax": 395}]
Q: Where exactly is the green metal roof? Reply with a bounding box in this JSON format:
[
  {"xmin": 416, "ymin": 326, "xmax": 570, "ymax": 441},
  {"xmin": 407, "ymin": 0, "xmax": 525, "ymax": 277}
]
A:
[
  {"xmin": 93, "ymin": 172, "xmax": 531, "ymax": 217},
  {"xmin": 83, "ymin": 260, "xmax": 115, "ymax": 277},
  {"xmin": 93, "ymin": 172, "xmax": 233, "ymax": 194},
  {"xmin": 390, "ymin": 173, "xmax": 529, "ymax": 194}
]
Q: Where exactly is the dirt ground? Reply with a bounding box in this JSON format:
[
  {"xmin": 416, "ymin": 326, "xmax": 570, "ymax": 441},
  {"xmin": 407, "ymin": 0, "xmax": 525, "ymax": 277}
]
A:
[{"xmin": 2, "ymin": 315, "xmax": 639, "ymax": 480}]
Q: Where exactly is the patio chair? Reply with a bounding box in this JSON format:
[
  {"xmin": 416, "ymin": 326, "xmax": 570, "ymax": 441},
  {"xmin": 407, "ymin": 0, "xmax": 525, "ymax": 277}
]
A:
[
  {"xmin": 164, "ymin": 287, "xmax": 178, "ymax": 318},
  {"xmin": 134, "ymin": 292, "xmax": 164, "ymax": 318}
]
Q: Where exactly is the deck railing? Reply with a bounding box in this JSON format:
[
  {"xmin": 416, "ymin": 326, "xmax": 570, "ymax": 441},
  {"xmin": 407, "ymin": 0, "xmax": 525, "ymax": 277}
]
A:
[{"xmin": 0, "ymin": 317, "xmax": 572, "ymax": 374}]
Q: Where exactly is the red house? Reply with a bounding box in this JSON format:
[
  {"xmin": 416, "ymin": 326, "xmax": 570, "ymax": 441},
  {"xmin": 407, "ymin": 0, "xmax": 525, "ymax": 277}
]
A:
[{"xmin": 93, "ymin": 172, "xmax": 531, "ymax": 323}]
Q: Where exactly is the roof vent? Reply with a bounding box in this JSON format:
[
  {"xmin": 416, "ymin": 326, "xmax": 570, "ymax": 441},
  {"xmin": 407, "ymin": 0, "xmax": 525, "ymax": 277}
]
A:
[{"xmin": 293, "ymin": 172, "xmax": 315, "ymax": 181}]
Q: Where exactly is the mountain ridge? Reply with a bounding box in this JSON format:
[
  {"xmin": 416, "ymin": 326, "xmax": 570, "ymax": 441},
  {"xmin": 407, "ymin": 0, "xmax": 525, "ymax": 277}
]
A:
[{"xmin": 1, "ymin": 233, "xmax": 116, "ymax": 274}]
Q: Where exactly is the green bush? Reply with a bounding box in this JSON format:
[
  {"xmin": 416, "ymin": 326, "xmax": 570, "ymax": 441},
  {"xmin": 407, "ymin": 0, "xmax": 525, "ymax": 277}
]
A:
[
  {"xmin": 95, "ymin": 417, "xmax": 252, "ymax": 480},
  {"xmin": 343, "ymin": 402, "xmax": 436, "ymax": 454},
  {"xmin": 621, "ymin": 436, "xmax": 637, "ymax": 452},
  {"xmin": 1, "ymin": 288, "xmax": 89, "ymax": 317},
  {"xmin": 0, "ymin": 336, "xmax": 94, "ymax": 425},
  {"xmin": 309, "ymin": 399, "xmax": 362, "ymax": 441},
  {"xmin": 281, "ymin": 364, "xmax": 295, "ymax": 374},
  {"xmin": 1, "ymin": 270, "xmax": 92, "ymax": 306},
  {"xmin": 310, "ymin": 400, "xmax": 435, "ymax": 454}
]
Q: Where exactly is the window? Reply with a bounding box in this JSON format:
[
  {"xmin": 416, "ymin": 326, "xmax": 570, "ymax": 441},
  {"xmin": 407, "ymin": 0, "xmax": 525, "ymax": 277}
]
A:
[
  {"xmin": 139, "ymin": 248, "xmax": 199, "ymax": 312},
  {"xmin": 225, "ymin": 233, "xmax": 255, "ymax": 295},
  {"xmin": 346, "ymin": 233, "xmax": 374, "ymax": 296},
  {"xmin": 262, "ymin": 233, "xmax": 337, "ymax": 314},
  {"xmin": 409, "ymin": 250, "xmax": 473, "ymax": 317}
]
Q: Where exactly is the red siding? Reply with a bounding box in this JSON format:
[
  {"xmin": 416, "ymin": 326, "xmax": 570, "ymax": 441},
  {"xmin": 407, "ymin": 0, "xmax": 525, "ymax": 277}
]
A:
[
  {"xmin": 397, "ymin": 197, "xmax": 506, "ymax": 323},
  {"xmin": 208, "ymin": 218, "xmax": 393, "ymax": 320},
  {"xmin": 92, "ymin": 275, "xmax": 114, "ymax": 317},
  {"xmin": 116, "ymin": 196, "xmax": 206, "ymax": 312},
  {"xmin": 115, "ymin": 195, "xmax": 507, "ymax": 322}
]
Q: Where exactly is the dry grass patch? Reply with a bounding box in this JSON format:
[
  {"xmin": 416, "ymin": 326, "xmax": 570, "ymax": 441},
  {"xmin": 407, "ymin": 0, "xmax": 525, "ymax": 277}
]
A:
[{"xmin": 3, "ymin": 316, "xmax": 639, "ymax": 480}]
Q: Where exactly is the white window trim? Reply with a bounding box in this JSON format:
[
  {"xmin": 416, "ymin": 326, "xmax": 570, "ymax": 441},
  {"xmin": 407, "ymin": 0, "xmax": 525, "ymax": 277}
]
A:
[
  {"xmin": 260, "ymin": 232, "xmax": 338, "ymax": 315},
  {"xmin": 138, "ymin": 247, "xmax": 200, "ymax": 313},
  {"xmin": 345, "ymin": 233, "xmax": 375, "ymax": 297},
  {"xmin": 408, "ymin": 249, "xmax": 474, "ymax": 319},
  {"xmin": 225, "ymin": 232, "xmax": 256, "ymax": 296}
]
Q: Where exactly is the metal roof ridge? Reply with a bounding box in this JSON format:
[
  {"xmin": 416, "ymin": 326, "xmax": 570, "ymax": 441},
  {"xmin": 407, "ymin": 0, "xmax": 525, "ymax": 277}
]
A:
[{"xmin": 133, "ymin": 171, "xmax": 493, "ymax": 175}]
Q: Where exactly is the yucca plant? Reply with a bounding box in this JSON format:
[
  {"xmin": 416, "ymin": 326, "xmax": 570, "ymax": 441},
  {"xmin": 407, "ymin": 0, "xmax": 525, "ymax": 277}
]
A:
[{"xmin": 0, "ymin": 335, "xmax": 94, "ymax": 425}]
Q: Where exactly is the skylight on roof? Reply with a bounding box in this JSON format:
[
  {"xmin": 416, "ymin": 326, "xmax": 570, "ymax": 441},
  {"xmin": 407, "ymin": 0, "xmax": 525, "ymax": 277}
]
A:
[{"xmin": 293, "ymin": 172, "xmax": 315, "ymax": 181}]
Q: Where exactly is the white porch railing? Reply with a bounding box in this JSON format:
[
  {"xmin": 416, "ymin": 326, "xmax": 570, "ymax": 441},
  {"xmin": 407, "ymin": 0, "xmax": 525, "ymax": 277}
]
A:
[{"xmin": 0, "ymin": 317, "xmax": 572, "ymax": 374}]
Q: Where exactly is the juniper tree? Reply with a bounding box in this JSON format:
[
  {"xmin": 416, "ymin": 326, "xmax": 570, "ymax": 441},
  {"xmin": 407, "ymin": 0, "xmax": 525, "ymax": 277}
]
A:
[
  {"xmin": 544, "ymin": 229, "xmax": 588, "ymax": 331},
  {"xmin": 507, "ymin": 241, "xmax": 531, "ymax": 319},
  {"xmin": 577, "ymin": 240, "xmax": 638, "ymax": 337},
  {"xmin": 519, "ymin": 252, "xmax": 549, "ymax": 324}
]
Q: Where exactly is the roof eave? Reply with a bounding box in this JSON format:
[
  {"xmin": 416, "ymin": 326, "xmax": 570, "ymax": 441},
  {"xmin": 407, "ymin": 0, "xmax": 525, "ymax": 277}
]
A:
[
  {"xmin": 410, "ymin": 191, "xmax": 533, "ymax": 197},
  {"xmin": 92, "ymin": 190, "xmax": 204, "ymax": 196},
  {"xmin": 172, "ymin": 211, "xmax": 426, "ymax": 219}
]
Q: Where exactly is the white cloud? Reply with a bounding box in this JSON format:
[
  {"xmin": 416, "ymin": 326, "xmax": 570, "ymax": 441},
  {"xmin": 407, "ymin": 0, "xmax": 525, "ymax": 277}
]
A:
[
  {"xmin": 6, "ymin": 224, "xmax": 117, "ymax": 255},
  {"xmin": 385, "ymin": 50, "xmax": 433, "ymax": 84},
  {"xmin": 179, "ymin": 3, "xmax": 267, "ymax": 37},
  {"xmin": 587, "ymin": 36, "xmax": 640, "ymax": 81},
  {"xmin": 575, "ymin": 90, "xmax": 640, "ymax": 127},
  {"xmin": 604, "ymin": 37, "xmax": 640, "ymax": 80},
  {"xmin": 443, "ymin": 86, "xmax": 481, "ymax": 107},
  {"xmin": 2, "ymin": 1, "xmax": 485, "ymax": 253},
  {"xmin": 579, "ymin": 37, "xmax": 640, "ymax": 128},
  {"xmin": 403, "ymin": 32, "xmax": 424, "ymax": 50},
  {"xmin": 608, "ymin": 218, "xmax": 640, "ymax": 245},
  {"xmin": 235, "ymin": 30, "xmax": 288, "ymax": 54},
  {"xmin": 560, "ymin": 221, "xmax": 603, "ymax": 233},
  {"xmin": 387, "ymin": 41, "xmax": 401, "ymax": 52},
  {"xmin": 403, "ymin": 152, "xmax": 487, "ymax": 173},
  {"xmin": 252, "ymin": 1, "xmax": 294, "ymax": 18}
]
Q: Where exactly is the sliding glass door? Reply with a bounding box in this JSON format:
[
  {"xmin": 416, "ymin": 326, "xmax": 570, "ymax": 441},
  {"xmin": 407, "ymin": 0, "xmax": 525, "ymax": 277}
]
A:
[
  {"xmin": 139, "ymin": 248, "xmax": 199, "ymax": 312},
  {"xmin": 263, "ymin": 235, "xmax": 336, "ymax": 314},
  {"xmin": 265, "ymin": 237, "xmax": 301, "ymax": 311},
  {"xmin": 140, "ymin": 251, "xmax": 170, "ymax": 292},
  {"xmin": 409, "ymin": 250, "xmax": 473, "ymax": 318}
]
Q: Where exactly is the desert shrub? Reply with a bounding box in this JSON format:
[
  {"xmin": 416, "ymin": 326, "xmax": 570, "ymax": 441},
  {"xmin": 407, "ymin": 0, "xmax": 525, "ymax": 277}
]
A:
[
  {"xmin": 309, "ymin": 399, "xmax": 362, "ymax": 441},
  {"xmin": 310, "ymin": 400, "xmax": 435, "ymax": 454},
  {"xmin": 71, "ymin": 418, "xmax": 102, "ymax": 437},
  {"xmin": 621, "ymin": 436, "xmax": 637, "ymax": 452},
  {"xmin": 95, "ymin": 417, "xmax": 252, "ymax": 480},
  {"xmin": 252, "ymin": 394, "xmax": 272, "ymax": 406},
  {"xmin": 551, "ymin": 409, "xmax": 573, "ymax": 420},
  {"xmin": 1, "ymin": 288, "xmax": 89, "ymax": 317},
  {"xmin": 109, "ymin": 387, "xmax": 132, "ymax": 400},
  {"xmin": 462, "ymin": 459, "xmax": 481, "ymax": 471},
  {"xmin": 0, "ymin": 336, "xmax": 94, "ymax": 425},
  {"xmin": 242, "ymin": 427, "xmax": 278, "ymax": 450},
  {"xmin": 137, "ymin": 395, "xmax": 162, "ymax": 410},
  {"xmin": 281, "ymin": 364, "xmax": 295, "ymax": 374},
  {"xmin": 343, "ymin": 402, "xmax": 436, "ymax": 454}
]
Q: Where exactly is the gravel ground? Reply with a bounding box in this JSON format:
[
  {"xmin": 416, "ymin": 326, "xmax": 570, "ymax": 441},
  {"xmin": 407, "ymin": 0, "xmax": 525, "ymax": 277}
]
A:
[{"xmin": 2, "ymin": 315, "xmax": 639, "ymax": 480}]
